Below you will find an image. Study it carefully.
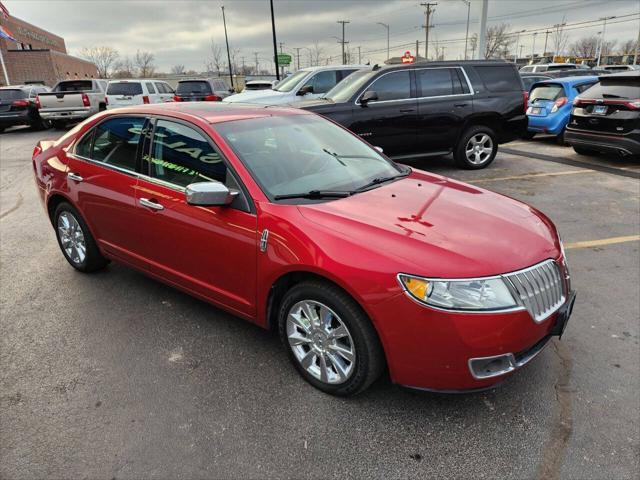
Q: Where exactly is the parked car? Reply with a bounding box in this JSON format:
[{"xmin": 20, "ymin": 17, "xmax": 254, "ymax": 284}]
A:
[
  {"xmin": 32, "ymin": 102, "xmax": 575, "ymax": 396},
  {"xmin": 0, "ymin": 84, "xmax": 51, "ymax": 132},
  {"xmin": 525, "ymin": 76, "xmax": 599, "ymax": 143},
  {"xmin": 544, "ymin": 68, "xmax": 609, "ymax": 78},
  {"xmin": 520, "ymin": 72, "xmax": 552, "ymax": 90},
  {"xmin": 224, "ymin": 65, "xmax": 365, "ymax": 105},
  {"xmin": 37, "ymin": 79, "xmax": 108, "ymax": 129},
  {"xmin": 520, "ymin": 63, "xmax": 589, "ymax": 73},
  {"xmin": 173, "ymin": 78, "xmax": 233, "ymax": 102},
  {"xmin": 601, "ymin": 65, "xmax": 640, "ymax": 72},
  {"xmin": 242, "ymin": 79, "xmax": 277, "ymax": 92},
  {"xmin": 106, "ymin": 79, "xmax": 174, "ymax": 109},
  {"xmin": 566, "ymin": 71, "xmax": 640, "ymax": 158},
  {"xmin": 298, "ymin": 61, "xmax": 527, "ymax": 169}
]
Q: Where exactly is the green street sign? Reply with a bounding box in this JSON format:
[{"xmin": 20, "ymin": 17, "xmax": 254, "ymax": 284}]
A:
[{"xmin": 277, "ymin": 53, "xmax": 292, "ymax": 65}]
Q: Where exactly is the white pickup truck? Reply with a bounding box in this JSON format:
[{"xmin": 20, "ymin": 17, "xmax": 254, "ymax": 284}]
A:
[{"xmin": 37, "ymin": 79, "xmax": 108, "ymax": 128}]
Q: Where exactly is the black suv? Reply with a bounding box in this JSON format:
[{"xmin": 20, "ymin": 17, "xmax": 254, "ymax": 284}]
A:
[
  {"xmin": 298, "ymin": 61, "xmax": 527, "ymax": 169},
  {"xmin": 566, "ymin": 71, "xmax": 640, "ymax": 158},
  {"xmin": 0, "ymin": 84, "xmax": 51, "ymax": 133}
]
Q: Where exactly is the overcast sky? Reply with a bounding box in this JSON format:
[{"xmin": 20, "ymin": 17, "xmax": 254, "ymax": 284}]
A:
[{"xmin": 5, "ymin": 0, "xmax": 640, "ymax": 71}]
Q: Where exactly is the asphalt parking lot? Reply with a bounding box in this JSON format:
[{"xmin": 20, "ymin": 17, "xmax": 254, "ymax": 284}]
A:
[{"xmin": 1, "ymin": 127, "xmax": 638, "ymax": 479}]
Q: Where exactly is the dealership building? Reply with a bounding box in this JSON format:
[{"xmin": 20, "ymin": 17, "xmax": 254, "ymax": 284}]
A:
[{"xmin": 0, "ymin": 15, "xmax": 97, "ymax": 87}]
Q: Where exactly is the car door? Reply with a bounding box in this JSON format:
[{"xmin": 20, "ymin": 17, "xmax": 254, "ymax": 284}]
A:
[
  {"xmin": 349, "ymin": 70, "xmax": 418, "ymax": 155},
  {"xmin": 415, "ymin": 67, "xmax": 473, "ymax": 152},
  {"xmin": 133, "ymin": 118, "xmax": 258, "ymax": 317},
  {"xmin": 66, "ymin": 116, "xmax": 147, "ymax": 266}
]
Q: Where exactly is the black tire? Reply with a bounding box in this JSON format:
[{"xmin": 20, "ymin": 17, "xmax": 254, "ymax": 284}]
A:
[
  {"xmin": 278, "ymin": 280, "xmax": 385, "ymax": 396},
  {"xmin": 51, "ymin": 120, "xmax": 67, "ymax": 130},
  {"xmin": 521, "ymin": 131, "xmax": 536, "ymax": 140},
  {"xmin": 572, "ymin": 145, "xmax": 596, "ymax": 156},
  {"xmin": 556, "ymin": 129, "xmax": 567, "ymax": 146},
  {"xmin": 0, "ymin": 127, "xmax": 5, "ymax": 133},
  {"xmin": 98, "ymin": 103, "xmax": 106, "ymax": 112},
  {"xmin": 29, "ymin": 111, "xmax": 50, "ymax": 131},
  {"xmin": 453, "ymin": 125, "xmax": 498, "ymax": 169},
  {"xmin": 53, "ymin": 202, "xmax": 108, "ymax": 273}
]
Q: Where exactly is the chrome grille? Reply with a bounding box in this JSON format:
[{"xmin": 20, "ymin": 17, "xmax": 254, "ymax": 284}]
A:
[{"xmin": 503, "ymin": 260, "xmax": 565, "ymax": 323}]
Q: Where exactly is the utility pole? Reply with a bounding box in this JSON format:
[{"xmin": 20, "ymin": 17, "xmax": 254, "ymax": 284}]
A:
[
  {"xmin": 270, "ymin": 0, "xmax": 279, "ymax": 80},
  {"xmin": 416, "ymin": 40, "xmax": 420, "ymax": 59},
  {"xmin": 543, "ymin": 29, "xmax": 552, "ymax": 59},
  {"xmin": 337, "ymin": 20, "xmax": 350, "ymax": 64},
  {"xmin": 461, "ymin": 0, "xmax": 470, "ymax": 60},
  {"xmin": 221, "ymin": 5, "xmax": 234, "ymax": 90},
  {"xmin": 294, "ymin": 47, "xmax": 301, "ymax": 70},
  {"xmin": 553, "ymin": 22, "xmax": 567, "ymax": 60},
  {"xmin": 597, "ymin": 16, "xmax": 615, "ymax": 66},
  {"xmin": 634, "ymin": 22, "xmax": 639, "ymax": 65},
  {"xmin": 420, "ymin": 3, "xmax": 437, "ymax": 61},
  {"xmin": 278, "ymin": 42, "xmax": 285, "ymax": 77},
  {"xmin": 531, "ymin": 32, "xmax": 537, "ymax": 64},
  {"xmin": 513, "ymin": 30, "xmax": 525, "ymax": 64},
  {"xmin": 254, "ymin": 51, "xmax": 259, "ymax": 74},
  {"xmin": 376, "ymin": 22, "xmax": 390, "ymax": 61},
  {"xmin": 477, "ymin": 0, "xmax": 488, "ymax": 59},
  {"xmin": 358, "ymin": 46, "xmax": 361, "ymax": 64}
]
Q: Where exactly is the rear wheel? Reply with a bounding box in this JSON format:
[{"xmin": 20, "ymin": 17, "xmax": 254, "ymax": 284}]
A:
[
  {"xmin": 54, "ymin": 202, "xmax": 108, "ymax": 273},
  {"xmin": 278, "ymin": 281, "xmax": 384, "ymax": 396},
  {"xmin": 29, "ymin": 111, "xmax": 50, "ymax": 131},
  {"xmin": 454, "ymin": 125, "xmax": 498, "ymax": 169}
]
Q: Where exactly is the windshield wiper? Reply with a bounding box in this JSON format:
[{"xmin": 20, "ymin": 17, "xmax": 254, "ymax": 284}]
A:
[
  {"xmin": 273, "ymin": 190, "xmax": 352, "ymax": 200},
  {"xmin": 352, "ymin": 168, "xmax": 411, "ymax": 193}
]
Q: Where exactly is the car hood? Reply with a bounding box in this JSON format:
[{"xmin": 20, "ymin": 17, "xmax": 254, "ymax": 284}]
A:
[
  {"xmin": 223, "ymin": 89, "xmax": 290, "ymax": 104},
  {"xmin": 298, "ymin": 170, "xmax": 560, "ymax": 278}
]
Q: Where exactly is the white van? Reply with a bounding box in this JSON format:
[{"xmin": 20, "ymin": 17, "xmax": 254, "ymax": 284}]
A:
[
  {"xmin": 105, "ymin": 79, "xmax": 174, "ymax": 109},
  {"xmin": 224, "ymin": 65, "xmax": 366, "ymax": 105}
]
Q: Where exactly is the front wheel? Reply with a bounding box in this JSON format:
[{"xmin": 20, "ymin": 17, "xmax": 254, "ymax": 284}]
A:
[
  {"xmin": 278, "ymin": 281, "xmax": 384, "ymax": 396},
  {"xmin": 54, "ymin": 202, "xmax": 108, "ymax": 273},
  {"xmin": 453, "ymin": 126, "xmax": 498, "ymax": 169}
]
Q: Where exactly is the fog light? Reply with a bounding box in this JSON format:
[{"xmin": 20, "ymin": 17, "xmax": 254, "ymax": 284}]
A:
[{"xmin": 469, "ymin": 353, "xmax": 516, "ymax": 379}]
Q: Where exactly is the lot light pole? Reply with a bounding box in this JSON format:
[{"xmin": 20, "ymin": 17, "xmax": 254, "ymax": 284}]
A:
[
  {"xmin": 460, "ymin": 0, "xmax": 470, "ymax": 60},
  {"xmin": 221, "ymin": 5, "xmax": 234, "ymax": 90},
  {"xmin": 270, "ymin": 0, "xmax": 280, "ymax": 80},
  {"xmin": 477, "ymin": 0, "xmax": 488, "ymax": 59},
  {"xmin": 376, "ymin": 22, "xmax": 390, "ymax": 61}
]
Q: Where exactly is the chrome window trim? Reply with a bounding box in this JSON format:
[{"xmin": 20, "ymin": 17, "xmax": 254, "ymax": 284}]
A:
[{"xmin": 355, "ymin": 66, "xmax": 474, "ymax": 106}]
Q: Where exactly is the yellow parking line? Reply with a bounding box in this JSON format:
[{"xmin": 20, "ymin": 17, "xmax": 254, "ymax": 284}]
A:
[
  {"xmin": 473, "ymin": 169, "xmax": 594, "ymax": 183},
  {"xmin": 565, "ymin": 235, "xmax": 640, "ymax": 250}
]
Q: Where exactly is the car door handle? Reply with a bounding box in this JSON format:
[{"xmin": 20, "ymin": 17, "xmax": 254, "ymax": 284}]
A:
[
  {"xmin": 67, "ymin": 172, "xmax": 83, "ymax": 182},
  {"xmin": 399, "ymin": 108, "xmax": 415, "ymax": 113},
  {"xmin": 454, "ymin": 103, "xmax": 468, "ymax": 107},
  {"xmin": 139, "ymin": 198, "xmax": 164, "ymax": 211}
]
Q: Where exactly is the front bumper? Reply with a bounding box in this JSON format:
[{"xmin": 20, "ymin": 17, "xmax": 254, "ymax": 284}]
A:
[
  {"xmin": 527, "ymin": 113, "xmax": 567, "ymax": 135},
  {"xmin": 565, "ymin": 129, "xmax": 640, "ymax": 156},
  {"xmin": 371, "ymin": 286, "xmax": 575, "ymax": 392}
]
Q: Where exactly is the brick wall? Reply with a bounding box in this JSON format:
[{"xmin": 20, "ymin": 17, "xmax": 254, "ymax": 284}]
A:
[
  {"xmin": 0, "ymin": 16, "xmax": 66, "ymax": 53},
  {"xmin": 3, "ymin": 50, "xmax": 99, "ymax": 87}
]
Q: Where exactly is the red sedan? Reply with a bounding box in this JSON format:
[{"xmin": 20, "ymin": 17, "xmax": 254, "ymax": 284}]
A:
[{"xmin": 32, "ymin": 103, "xmax": 575, "ymax": 396}]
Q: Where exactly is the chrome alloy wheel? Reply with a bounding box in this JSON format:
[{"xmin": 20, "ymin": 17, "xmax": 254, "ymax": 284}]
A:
[
  {"xmin": 57, "ymin": 212, "xmax": 86, "ymax": 265},
  {"xmin": 286, "ymin": 300, "xmax": 356, "ymax": 385},
  {"xmin": 465, "ymin": 133, "xmax": 494, "ymax": 165}
]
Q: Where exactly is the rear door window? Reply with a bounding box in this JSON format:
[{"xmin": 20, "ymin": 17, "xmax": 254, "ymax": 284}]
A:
[
  {"xmin": 176, "ymin": 81, "xmax": 212, "ymax": 95},
  {"xmin": 88, "ymin": 117, "xmax": 145, "ymax": 172},
  {"xmin": 106, "ymin": 82, "xmax": 143, "ymax": 96},
  {"xmin": 145, "ymin": 82, "xmax": 156, "ymax": 94},
  {"xmin": 364, "ymin": 71, "xmax": 411, "ymax": 101},
  {"xmin": 416, "ymin": 68, "xmax": 454, "ymax": 97},
  {"xmin": 475, "ymin": 66, "xmax": 522, "ymax": 92}
]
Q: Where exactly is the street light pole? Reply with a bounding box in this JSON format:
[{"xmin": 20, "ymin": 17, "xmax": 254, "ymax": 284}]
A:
[
  {"xmin": 221, "ymin": 5, "xmax": 234, "ymax": 90},
  {"xmin": 477, "ymin": 0, "xmax": 488, "ymax": 59},
  {"xmin": 376, "ymin": 22, "xmax": 390, "ymax": 61},
  {"xmin": 270, "ymin": 0, "xmax": 280, "ymax": 81},
  {"xmin": 461, "ymin": 0, "xmax": 470, "ymax": 60}
]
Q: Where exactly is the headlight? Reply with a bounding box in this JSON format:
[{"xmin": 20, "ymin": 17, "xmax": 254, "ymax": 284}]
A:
[{"xmin": 398, "ymin": 274, "xmax": 519, "ymax": 312}]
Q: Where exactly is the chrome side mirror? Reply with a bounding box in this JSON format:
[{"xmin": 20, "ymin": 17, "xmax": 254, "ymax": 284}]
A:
[
  {"xmin": 360, "ymin": 90, "xmax": 378, "ymax": 106},
  {"xmin": 185, "ymin": 181, "xmax": 237, "ymax": 206},
  {"xmin": 373, "ymin": 146, "xmax": 383, "ymax": 153}
]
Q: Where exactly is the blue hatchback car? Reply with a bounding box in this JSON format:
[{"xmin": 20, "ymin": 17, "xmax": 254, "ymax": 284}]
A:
[{"xmin": 526, "ymin": 76, "xmax": 599, "ymax": 143}]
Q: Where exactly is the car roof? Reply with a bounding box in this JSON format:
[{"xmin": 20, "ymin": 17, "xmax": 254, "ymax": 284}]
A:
[
  {"xmin": 108, "ymin": 78, "xmax": 166, "ymax": 83},
  {"xmin": 375, "ymin": 60, "xmax": 514, "ymax": 73},
  {"xmin": 108, "ymin": 101, "xmax": 309, "ymax": 124},
  {"xmin": 602, "ymin": 70, "xmax": 640, "ymax": 78},
  {"xmin": 537, "ymin": 75, "xmax": 599, "ymax": 85},
  {"xmin": 297, "ymin": 65, "xmax": 368, "ymax": 72}
]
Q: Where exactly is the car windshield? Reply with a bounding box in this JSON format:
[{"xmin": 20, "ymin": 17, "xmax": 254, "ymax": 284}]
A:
[
  {"xmin": 530, "ymin": 84, "xmax": 565, "ymax": 101},
  {"xmin": 177, "ymin": 81, "xmax": 212, "ymax": 95},
  {"xmin": 106, "ymin": 82, "xmax": 143, "ymax": 96},
  {"xmin": 324, "ymin": 69, "xmax": 376, "ymax": 102},
  {"xmin": 0, "ymin": 89, "xmax": 24, "ymax": 101},
  {"xmin": 215, "ymin": 114, "xmax": 404, "ymax": 201},
  {"xmin": 272, "ymin": 70, "xmax": 308, "ymax": 92}
]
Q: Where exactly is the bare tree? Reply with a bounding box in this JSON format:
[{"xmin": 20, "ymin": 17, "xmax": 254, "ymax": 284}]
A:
[
  {"xmin": 134, "ymin": 50, "xmax": 155, "ymax": 78},
  {"xmin": 552, "ymin": 21, "xmax": 569, "ymax": 56},
  {"xmin": 205, "ymin": 40, "xmax": 224, "ymax": 75},
  {"xmin": 569, "ymin": 36, "xmax": 599, "ymax": 58},
  {"xmin": 619, "ymin": 39, "xmax": 637, "ymax": 54},
  {"xmin": 78, "ymin": 46, "xmax": 119, "ymax": 78},
  {"xmin": 599, "ymin": 40, "xmax": 616, "ymax": 57},
  {"xmin": 170, "ymin": 64, "xmax": 185, "ymax": 75},
  {"xmin": 481, "ymin": 24, "xmax": 514, "ymax": 59},
  {"xmin": 112, "ymin": 56, "xmax": 136, "ymax": 78},
  {"xmin": 309, "ymin": 41, "xmax": 325, "ymax": 67}
]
